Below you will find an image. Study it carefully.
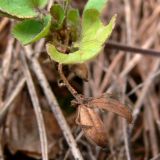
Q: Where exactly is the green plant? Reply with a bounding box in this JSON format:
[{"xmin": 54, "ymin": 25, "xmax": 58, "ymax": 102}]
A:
[
  {"xmin": 0, "ymin": 0, "xmax": 115, "ymax": 64},
  {"xmin": 0, "ymin": 0, "xmax": 132, "ymax": 147}
]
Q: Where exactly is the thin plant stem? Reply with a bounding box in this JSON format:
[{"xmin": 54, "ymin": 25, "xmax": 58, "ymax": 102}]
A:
[
  {"xmin": 106, "ymin": 41, "xmax": 160, "ymax": 57},
  {"xmin": 58, "ymin": 63, "xmax": 83, "ymax": 104}
]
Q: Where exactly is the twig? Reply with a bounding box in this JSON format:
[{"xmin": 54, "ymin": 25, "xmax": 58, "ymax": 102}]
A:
[
  {"xmin": 25, "ymin": 49, "xmax": 83, "ymax": 160},
  {"xmin": 20, "ymin": 52, "xmax": 48, "ymax": 160},
  {"xmin": 122, "ymin": 0, "xmax": 132, "ymax": 159},
  {"xmin": 106, "ymin": 41, "xmax": 160, "ymax": 57}
]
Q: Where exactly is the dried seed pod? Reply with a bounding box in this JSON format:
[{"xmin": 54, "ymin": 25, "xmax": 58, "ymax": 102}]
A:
[
  {"xmin": 69, "ymin": 63, "xmax": 88, "ymax": 81},
  {"xmin": 88, "ymin": 95, "xmax": 132, "ymax": 123},
  {"xmin": 77, "ymin": 105, "xmax": 108, "ymax": 147}
]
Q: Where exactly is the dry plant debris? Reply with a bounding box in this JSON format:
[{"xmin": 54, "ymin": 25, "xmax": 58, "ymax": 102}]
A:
[
  {"xmin": 78, "ymin": 105, "xmax": 108, "ymax": 147},
  {"xmin": 0, "ymin": 0, "xmax": 159, "ymax": 160}
]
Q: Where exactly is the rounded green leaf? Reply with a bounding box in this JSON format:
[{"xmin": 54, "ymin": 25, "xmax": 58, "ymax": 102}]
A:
[
  {"xmin": 84, "ymin": 0, "xmax": 108, "ymax": 13},
  {"xmin": 0, "ymin": 0, "xmax": 48, "ymax": 19},
  {"xmin": 12, "ymin": 15, "xmax": 51, "ymax": 45},
  {"xmin": 46, "ymin": 9, "xmax": 116, "ymax": 64}
]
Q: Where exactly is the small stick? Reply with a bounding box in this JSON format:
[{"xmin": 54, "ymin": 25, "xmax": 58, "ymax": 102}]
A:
[
  {"xmin": 20, "ymin": 52, "xmax": 48, "ymax": 160},
  {"xmin": 106, "ymin": 41, "xmax": 160, "ymax": 57},
  {"xmin": 122, "ymin": 0, "xmax": 133, "ymax": 159}
]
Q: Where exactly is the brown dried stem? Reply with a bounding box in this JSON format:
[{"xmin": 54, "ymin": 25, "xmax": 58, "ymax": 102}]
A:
[{"xmin": 58, "ymin": 63, "xmax": 83, "ymax": 104}]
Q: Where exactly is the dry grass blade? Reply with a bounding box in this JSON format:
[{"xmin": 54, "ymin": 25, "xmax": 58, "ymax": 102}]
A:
[
  {"xmin": 20, "ymin": 52, "xmax": 48, "ymax": 160},
  {"xmin": 1, "ymin": 37, "xmax": 14, "ymax": 79},
  {"xmin": 0, "ymin": 37, "xmax": 14, "ymax": 106},
  {"xmin": 78, "ymin": 105, "xmax": 108, "ymax": 147},
  {"xmin": 89, "ymin": 96, "xmax": 132, "ymax": 123},
  {"xmin": 0, "ymin": 77, "xmax": 25, "ymax": 126}
]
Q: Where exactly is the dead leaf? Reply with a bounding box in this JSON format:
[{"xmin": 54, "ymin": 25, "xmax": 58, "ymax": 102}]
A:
[
  {"xmin": 78, "ymin": 105, "xmax": 108, "ymax": 147},
  {"xmin": 88, "ymin": 94, "xmax": 132, "ymax": 123}
]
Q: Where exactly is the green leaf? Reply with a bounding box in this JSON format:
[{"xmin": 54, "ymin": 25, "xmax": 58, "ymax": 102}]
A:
[
  {"xmin": 67, "ymin": 9, "xmax": 80, "ymax": 27},
  {"xmin": 84, "ymin": 0, "xmax": 107, "ymax": 13},
  {"xmin": 0, "ymin": 0, "xmax": 48, "ymax": 19},
  {"xmin": 50, "ymin": 4, "xmax": 65, "ymax": 30},
  {"xmin": 46, "ymin": 9, "xmax": 116, "ymax": 64},
  {"xmin": 12, "ymin": 15, "xmax": 51, "ymax": 45}
]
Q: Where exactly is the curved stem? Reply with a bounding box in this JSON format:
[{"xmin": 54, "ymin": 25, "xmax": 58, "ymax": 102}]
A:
[{"xmin": 58, "ymin": 63, "xmax": 83, "ymax": 104}]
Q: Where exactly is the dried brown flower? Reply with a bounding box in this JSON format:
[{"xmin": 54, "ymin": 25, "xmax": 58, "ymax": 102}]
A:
[
  {"xmin": 75, "ymin": 93, "xmax": 133, "ymax": 147},
  {"xmin": 77, "ymin": 105, "xmax": 108, "ymax": 147}
]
